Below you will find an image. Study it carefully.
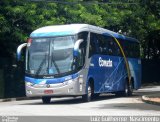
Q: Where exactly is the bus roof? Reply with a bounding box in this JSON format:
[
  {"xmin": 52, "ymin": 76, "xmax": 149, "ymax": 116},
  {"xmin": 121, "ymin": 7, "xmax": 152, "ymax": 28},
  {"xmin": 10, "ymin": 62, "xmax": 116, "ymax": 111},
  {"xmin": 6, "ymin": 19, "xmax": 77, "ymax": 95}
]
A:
[{"xmin": 30, "ymin": 24, "xmax": 139, "ymax": 43}]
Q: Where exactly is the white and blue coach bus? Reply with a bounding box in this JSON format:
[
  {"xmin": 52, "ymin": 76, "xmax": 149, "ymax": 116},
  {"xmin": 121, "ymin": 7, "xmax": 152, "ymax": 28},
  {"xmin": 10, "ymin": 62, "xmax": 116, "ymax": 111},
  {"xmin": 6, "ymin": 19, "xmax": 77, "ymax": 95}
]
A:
[{"xmin": 17, "ymin": 24, "xmax": 141, "ymax": 103}]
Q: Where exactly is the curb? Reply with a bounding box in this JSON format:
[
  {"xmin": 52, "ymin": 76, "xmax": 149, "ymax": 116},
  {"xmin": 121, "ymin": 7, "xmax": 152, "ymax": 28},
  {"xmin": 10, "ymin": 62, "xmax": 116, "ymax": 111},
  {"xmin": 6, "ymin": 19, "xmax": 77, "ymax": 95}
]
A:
[
  {"xmin": 0, "ymin": 97, "xmax": 40, "ymax": 102},
  {"xmin": 142, "ymin": 95, "xmax": 160, "ymax": 106}
]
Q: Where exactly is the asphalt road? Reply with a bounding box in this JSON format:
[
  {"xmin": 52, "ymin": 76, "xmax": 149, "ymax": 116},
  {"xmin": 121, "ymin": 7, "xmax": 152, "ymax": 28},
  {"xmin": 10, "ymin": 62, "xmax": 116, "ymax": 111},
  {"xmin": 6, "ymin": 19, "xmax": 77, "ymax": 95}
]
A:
[{"xmin": 0, "ymin": 86, "xmax": 160, "ymax": 117}]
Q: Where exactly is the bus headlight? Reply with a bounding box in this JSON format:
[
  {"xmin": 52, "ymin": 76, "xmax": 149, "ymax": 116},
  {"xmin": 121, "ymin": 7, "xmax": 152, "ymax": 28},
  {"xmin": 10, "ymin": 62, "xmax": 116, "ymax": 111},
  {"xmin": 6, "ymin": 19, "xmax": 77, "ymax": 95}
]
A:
[
  {"xmin": 26, "ymin": 82, "xmax": 34, "ymax": 86},
  {"xmin": 63, "ymin": 79, "xmax": 73, "ymax": 85}
]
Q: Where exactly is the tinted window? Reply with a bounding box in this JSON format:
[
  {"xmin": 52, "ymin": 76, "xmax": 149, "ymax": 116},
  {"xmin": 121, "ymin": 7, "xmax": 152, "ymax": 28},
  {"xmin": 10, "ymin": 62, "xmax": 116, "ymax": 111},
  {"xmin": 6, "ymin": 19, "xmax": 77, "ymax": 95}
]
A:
[
  {"xmin": 97, "ymin": 34, "xmax": 121, "ymax": 56},
  {"xmin": 89, "ymin": 33, "xmax": 140, "ymax": 58},
  {"xmin": 119, "ymin": 39, "xmax": 140, "ymax": 58},
  {"xmin": 77, "ymin": 32, "xmax": 88, "ymax": 67},
  {"xmin": 89, "ymin": 33, "xmax": 99, "ymax": 57}
]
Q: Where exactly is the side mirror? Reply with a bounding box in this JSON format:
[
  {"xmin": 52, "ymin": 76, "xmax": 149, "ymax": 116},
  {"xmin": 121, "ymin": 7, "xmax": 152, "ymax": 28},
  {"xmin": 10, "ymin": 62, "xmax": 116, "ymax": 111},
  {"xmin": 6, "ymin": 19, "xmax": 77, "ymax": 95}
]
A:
[
  {"xmin": 17, "ymin": 43, "xmax": 27, "ymax": 61},
  {"xmin": 73, "ymin": 39, "xmax": 84, "ymax": 57}
]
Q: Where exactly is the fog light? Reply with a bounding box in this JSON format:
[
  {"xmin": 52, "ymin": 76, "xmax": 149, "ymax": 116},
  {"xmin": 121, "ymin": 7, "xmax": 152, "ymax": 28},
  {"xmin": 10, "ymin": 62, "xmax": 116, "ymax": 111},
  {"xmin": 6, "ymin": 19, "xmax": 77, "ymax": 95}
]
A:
[
  {"xmin": 26, "ymin": 82, "xmax": 34, "ymax": 86},
  {"xmin": 67, "ymin": 79, "xmax": 73, "ymax": 84},
  {"xmin": 63, "ymin": 79, "xmax": 73, "ymax": 85},
  {"xmin": 68, "ymin": 87, "xmax": 73, "ymax": 93},
  {"xmin": 26, "ymin": 90, "xmax": 32, "ymax": 94}
]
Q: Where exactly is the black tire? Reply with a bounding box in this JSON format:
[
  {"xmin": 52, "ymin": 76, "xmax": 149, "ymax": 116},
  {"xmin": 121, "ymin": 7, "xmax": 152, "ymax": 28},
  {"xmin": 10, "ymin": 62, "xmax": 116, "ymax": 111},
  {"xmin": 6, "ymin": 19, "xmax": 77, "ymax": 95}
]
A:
[
  {"xmin": 92, "ymin": 93, "xmax": 100, "ymax": 99},
  {"xmin": 82, "ymin": 82, "xmax": 93, "ymax": 102},
  {"xmin": 115, "ymin": 79, "xmax": 133, "ymax": 97},
  {"xmin": 42, "ymin": 97, "xmax": 51, "ymax": 104},
  {"xmin": 115, "ymin": 92, "xmax": 124, "ymax": 97},
  {"xmin": 124, "ymin": 80, "xmax": 133, "ymax": 97},
  {"xmin": 128, "ymin": 82, "xmax": 133, "ymax": 96}
]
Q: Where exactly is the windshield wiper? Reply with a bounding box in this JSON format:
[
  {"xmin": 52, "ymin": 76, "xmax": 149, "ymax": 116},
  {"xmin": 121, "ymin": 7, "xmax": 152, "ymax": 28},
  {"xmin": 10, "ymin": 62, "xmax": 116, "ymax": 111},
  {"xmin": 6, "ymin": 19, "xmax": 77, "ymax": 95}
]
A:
[
  {"xmin": 51, "ymin": 53, "xmax": 60, "ymax": 74},
  {"xmin": 36, "ymin": 53, "xmax": 47, "ymax": 75}
]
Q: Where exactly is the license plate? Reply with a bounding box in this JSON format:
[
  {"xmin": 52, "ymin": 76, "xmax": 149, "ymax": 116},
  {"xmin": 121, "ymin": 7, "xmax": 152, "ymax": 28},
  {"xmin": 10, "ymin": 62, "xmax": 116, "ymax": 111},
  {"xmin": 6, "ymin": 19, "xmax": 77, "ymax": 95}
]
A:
[{"xmin": 44, "ymin": 90, "xmax": 53, "ymax": 94}]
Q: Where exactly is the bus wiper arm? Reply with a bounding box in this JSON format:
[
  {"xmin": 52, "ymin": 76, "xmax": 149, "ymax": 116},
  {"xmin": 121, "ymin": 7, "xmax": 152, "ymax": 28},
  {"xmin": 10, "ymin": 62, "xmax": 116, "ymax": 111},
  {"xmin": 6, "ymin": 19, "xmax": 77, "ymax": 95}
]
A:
[
  {"xmin": 36, "ymin": 53, "xmax": 47, "ymax": 75},
  {"xmin": 51, "ymin": 53, "xmax": 60, "ymax": 74}
]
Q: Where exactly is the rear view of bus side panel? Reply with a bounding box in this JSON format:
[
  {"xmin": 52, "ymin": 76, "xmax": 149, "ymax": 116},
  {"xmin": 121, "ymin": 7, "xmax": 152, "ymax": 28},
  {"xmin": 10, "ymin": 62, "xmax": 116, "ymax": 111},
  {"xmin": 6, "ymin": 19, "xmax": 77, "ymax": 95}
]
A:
[{"xmin": 128, "ymin": 58, "xmax": 141, "ymax": 90}]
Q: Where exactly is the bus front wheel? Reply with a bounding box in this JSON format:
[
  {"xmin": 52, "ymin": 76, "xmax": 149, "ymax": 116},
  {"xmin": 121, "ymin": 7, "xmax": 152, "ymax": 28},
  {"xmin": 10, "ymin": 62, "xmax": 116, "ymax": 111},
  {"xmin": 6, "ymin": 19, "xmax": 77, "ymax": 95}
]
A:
[
  {"xmin": 42, "ymin": 97, "xmax": 51, "ymax": 104},
  {"xmin": 82, "ymin": 82, "xmax": 93, "ymax": 102}
]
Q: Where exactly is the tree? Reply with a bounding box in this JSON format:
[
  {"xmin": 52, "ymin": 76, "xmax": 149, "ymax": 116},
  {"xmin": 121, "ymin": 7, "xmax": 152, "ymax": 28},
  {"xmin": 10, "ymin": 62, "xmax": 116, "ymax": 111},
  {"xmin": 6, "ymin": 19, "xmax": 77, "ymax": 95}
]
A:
[{"xmin": 0, "ymin": 0, "xmax": 160, "ymax": 59}]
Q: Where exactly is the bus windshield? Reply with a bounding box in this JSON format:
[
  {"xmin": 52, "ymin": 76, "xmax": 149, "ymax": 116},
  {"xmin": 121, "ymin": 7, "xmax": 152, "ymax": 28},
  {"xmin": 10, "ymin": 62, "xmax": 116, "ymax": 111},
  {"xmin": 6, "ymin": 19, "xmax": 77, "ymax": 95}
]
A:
[{"xmin": 26, "ymin": 36, "xmax": 75, "ymax": 76}]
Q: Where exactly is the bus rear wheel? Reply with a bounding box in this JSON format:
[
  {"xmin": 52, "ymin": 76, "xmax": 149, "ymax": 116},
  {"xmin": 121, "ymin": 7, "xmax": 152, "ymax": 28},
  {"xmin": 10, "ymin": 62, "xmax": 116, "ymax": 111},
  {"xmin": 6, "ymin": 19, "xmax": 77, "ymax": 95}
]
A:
[
  {"xmin": 42, "ymin": 97, "xmax": 51, "ymax": 104},
  {"xmin": 124, "ymin": 80, "xmax": 133, "ymax": 97},
  {"xmin": 115, "ymin": 80, "xmax": 133, "ymax": 97}
]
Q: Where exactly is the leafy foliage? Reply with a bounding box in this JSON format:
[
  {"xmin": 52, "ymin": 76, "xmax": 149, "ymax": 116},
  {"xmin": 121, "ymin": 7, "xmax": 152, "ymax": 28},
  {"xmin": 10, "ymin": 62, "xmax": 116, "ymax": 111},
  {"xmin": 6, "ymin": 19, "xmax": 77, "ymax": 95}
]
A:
[{"xmin": 0, "ymin": 0, "xmax": 160, "ymax": 59}]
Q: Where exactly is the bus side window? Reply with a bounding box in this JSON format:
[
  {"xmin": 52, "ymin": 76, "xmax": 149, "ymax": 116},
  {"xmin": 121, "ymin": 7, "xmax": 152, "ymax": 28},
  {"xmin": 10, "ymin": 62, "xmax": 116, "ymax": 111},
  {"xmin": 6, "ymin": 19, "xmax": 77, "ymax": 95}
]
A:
[
  {"xmin": 107, "ymin": 37, "xmax": 121, "ymax": 56},
  {"xmin": 136, "ymin": 43, "xmax": 140, "ymax": 58},
  {"xmin": 114, "ymin": 38, "xmax": 121, "ymax": 56},
  {"xmin": 97, "ymin": 34, "xmax": 107, "ymax": 55},
  {"xmin": 89, "ymin": 33, "xmax": 98, "ymax": 57},
  {"xmin": 119, "ymin": 39, "xmax": 140, "ymax": 58},
  {"xmin": 78, "ymin": 44, "xmax": 84, "ymax": 67},
  {"xmin": 108, "ymin": 39, "xmax": 113, "ymax": 55},
  {"xmin": 77, "ymin": 32, "xmax": 88, "ymax": 67}
]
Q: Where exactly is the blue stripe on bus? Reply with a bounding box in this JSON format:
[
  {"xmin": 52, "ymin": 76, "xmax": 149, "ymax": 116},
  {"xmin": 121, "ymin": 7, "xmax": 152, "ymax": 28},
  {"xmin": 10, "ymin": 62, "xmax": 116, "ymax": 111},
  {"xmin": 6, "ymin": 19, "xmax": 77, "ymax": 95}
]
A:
[
  {"xmin": 25, "ymin": 73, "xmax": 79, "ymax": 84},
  {"xmin": 30, "ymin": 31, "xmax": 74, "ymax": 38}
]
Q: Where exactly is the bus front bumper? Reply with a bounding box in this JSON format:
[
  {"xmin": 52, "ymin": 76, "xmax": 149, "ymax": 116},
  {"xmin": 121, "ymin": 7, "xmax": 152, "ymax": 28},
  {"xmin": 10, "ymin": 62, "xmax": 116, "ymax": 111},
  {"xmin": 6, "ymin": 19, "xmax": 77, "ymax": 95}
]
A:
[{"xmin": 25, "ymin": 78, "xmax": 85, "ymax": 97}]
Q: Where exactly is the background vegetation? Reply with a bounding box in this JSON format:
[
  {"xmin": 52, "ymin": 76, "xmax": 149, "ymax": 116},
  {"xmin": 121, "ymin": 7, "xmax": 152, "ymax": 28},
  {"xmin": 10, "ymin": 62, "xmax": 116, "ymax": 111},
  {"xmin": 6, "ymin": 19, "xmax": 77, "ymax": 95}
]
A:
[
  {"xmin": 0, "ymin": 0, "xmax": 160, "ymax": 98},
  {"xmin": 0, "ymin": 0, "xmax": 160, "ymax": 59}
]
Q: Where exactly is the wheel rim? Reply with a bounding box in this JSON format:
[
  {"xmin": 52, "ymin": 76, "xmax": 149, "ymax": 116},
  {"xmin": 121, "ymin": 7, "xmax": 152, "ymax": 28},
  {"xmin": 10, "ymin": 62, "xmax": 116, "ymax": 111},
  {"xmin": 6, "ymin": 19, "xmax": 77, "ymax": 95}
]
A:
[
  {"xmin": 129, "ymin": 84, "xmax": 133, "ymax": 95},
  {"xmin": 88, "ymin": 85, "xmax": 92, "ymax": 101},
  {"xmin": 125, "ymin": 82, "xmax": 133, "ymax": 96},
  {"xmin": 125, "ymin": 83, "xmax": 128, "ymax": 95}
]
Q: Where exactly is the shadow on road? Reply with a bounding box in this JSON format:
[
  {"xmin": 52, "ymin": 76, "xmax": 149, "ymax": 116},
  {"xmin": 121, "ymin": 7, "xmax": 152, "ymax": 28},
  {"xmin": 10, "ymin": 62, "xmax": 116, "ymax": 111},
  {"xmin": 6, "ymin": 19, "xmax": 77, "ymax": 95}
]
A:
[
  {"xmin": 20, "ymin": 93, "xmax": 160, "ymax": 111},
  {"xmin": 20, "ymin": 94, "xmax": 118, "ymax": 105},
  {"xmin": 97, "ymin": 102, "xmax": 160, "ymax": 111},
  {"xmin": 20, "ymin": 87, "xmax": 160, "ymax": 111},
  {"xmin": 133, "ymin": 90, "xmax": 160, "ymax": 97}
]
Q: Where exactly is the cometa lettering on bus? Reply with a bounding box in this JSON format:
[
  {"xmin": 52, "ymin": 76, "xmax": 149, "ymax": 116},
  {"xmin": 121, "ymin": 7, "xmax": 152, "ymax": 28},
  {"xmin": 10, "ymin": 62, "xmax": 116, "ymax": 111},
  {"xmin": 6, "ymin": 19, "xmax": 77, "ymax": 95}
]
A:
[{"xmin": 99, "ymin": 57, "xmax": 113, "ymax": 67}]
